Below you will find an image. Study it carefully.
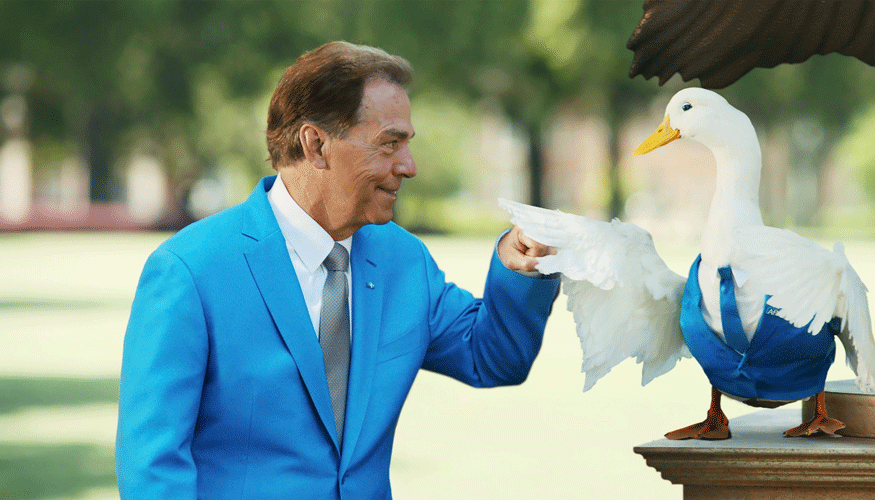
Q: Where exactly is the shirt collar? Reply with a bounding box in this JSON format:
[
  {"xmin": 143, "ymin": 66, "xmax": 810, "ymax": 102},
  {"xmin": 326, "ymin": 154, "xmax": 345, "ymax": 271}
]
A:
[{"xmin": 267, "ymin": 172, "xmax": 352, "ymax": 273}]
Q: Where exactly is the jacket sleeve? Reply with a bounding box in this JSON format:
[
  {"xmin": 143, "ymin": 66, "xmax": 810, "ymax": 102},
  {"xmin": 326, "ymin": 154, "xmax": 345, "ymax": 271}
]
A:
[
  {"xmin": 420, "ymin": 235, "xmax": 560, "ymax": 387},
  {"xmin": 115, "ymin": 248, "xmax": 208, "ymax": 499}
]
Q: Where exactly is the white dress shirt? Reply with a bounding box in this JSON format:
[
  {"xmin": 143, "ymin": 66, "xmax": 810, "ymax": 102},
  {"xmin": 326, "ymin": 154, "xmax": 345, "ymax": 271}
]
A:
[{"xmin": 267, "ymin": 172, "xmax": 352, "ymax": 338}]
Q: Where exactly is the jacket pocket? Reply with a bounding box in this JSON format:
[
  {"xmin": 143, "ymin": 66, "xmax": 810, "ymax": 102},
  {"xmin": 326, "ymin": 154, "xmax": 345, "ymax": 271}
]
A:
[{"xmin": 376, "ymin": 324, "xmax": 424, "ymax": 364}]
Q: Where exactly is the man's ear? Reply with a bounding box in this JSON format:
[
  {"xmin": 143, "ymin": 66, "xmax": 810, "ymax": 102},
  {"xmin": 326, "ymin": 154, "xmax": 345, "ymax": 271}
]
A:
[{"xmin": 300, "ymin": 123, "xmax": 328, "ymax": 168}]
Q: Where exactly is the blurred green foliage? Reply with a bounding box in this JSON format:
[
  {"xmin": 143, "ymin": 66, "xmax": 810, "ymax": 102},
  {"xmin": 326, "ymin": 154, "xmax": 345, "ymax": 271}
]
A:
[
  {"xmin": 1, "ymin": 0, "xmax": 874, "ymax": 231},
  {"xmin": 841, "ymin": 101, "xmax": 875, "ymax": 199}
]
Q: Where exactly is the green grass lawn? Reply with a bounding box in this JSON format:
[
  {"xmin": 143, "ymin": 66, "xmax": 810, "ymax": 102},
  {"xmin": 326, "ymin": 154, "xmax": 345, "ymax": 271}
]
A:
[
  {"xmin": 2, "ymin": 231, "xmax": 873, "ymax": 500},
  {"xmin": 0, "ymin": 232, "xmax": 163, "ymax": 500},
  {"xmin": 0, "ymin": 390, "xmax": 117, "ymax": 499}
]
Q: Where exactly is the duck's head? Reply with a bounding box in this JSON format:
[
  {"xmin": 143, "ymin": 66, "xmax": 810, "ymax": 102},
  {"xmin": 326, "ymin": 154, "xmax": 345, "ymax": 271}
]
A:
[{"xmin": 634, "ymin": 87, "xmax": 754, "ymax": 156}]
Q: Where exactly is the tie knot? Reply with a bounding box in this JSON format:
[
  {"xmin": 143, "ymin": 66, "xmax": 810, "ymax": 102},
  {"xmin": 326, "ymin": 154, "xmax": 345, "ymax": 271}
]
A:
[
  {"xmin": 717, "ymin": 266, "xmax": 733, "ymax": 282},
  {"xmin": 324, "ymin": 243, "xmax": 349, "ymax": 272}
]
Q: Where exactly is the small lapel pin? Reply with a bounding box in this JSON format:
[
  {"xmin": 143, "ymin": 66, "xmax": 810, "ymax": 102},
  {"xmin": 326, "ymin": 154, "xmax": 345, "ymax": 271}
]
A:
[{"xmin": 366, "ymin": 282, "xmax": 375, "ymax": 289}]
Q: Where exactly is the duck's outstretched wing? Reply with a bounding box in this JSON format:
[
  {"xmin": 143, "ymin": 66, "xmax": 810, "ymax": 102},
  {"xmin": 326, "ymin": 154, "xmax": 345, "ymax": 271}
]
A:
[
  {"xmin": 498, "ymin": 199, "xmax": 689, "ymax": 391},
  {"xmin": 734, "ymin": 225, "xmax": 875, "ymax": 392}
]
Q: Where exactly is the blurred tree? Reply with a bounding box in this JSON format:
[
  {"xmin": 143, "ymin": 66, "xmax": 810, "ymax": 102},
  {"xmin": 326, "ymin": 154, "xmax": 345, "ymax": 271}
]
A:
[
  {"xmin": 0, "ymin": 1, "xmax": 314, "ymax": 227},
  {"xmin": 559, "ymin": 0, "xmax": 661, "ymax": 218},
  {"xmin": 348, "ymin": 0, "xmax": 544, "ymax": 212},
  {"xmin": 354, "ymin": 0, "xmax": 659, "ymax": 218},
  {"xmin": 0, "ymin": 1, "xmax": 130, "ymax": 202},
  {"xmin": 0, "ymin": 0, "xmax": 664, "ymax": 227},
  {"xmin": 5, "ymin": 0, "xmax": 873, "ymax": 230},
  {"xmin": 841, "ymin": 100, "xmax": 875, "ymax": 201},
  {"xmin": 3, "ymin": 0, "xmax": 523, "ymax": 228},
  {"xmin": 709, "ymin": 55, "xmax": 875, "ymax": 226},
  {"xmin": 476, "ymin": 0, "xmax": 658, "ymax": 217}
]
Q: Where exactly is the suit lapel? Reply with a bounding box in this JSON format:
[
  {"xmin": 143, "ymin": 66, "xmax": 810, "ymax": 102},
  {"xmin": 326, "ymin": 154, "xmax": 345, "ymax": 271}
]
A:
[
  {"xmin": 241, "ymin": 177, "xmax": 339, "ymax": 449},
  {"xmin": 341, "ymin": 228, "xmax": 383, "ymax": 469}
]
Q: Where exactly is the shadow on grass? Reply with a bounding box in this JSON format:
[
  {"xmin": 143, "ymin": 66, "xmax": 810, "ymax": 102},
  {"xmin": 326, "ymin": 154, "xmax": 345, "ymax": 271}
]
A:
[
  {"xmin": 0, "ymin": 377, "xmax": 121, "ymax": 499},
  {"xmin": 0, "ymin": 298, "xmax": 116, "ymax": 311},
  {"xmin": 0, "ymin": 377, "xmax": 120, "ymax": 415},
  {"xmin": 0, "ymin": 442, "xmax": 116, "ymax": 500}
]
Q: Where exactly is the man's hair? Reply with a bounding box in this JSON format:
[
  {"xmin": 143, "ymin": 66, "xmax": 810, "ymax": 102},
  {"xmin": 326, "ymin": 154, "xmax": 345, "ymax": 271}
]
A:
[{"xmin": 265, "ymin": 41, "xmax": 413, "ymax": 169}]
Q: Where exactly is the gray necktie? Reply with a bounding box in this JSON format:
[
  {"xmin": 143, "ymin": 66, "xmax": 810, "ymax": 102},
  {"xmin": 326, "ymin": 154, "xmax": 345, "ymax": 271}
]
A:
[{"xmin": 320, "ymin": 243, "xmax": 350, "ymax": 447}]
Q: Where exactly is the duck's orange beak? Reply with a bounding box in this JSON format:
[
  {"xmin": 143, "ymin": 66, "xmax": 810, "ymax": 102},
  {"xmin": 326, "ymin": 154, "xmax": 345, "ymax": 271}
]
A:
[{"xmin": 634, "ymin": 115, "xmax": 680, "ymax": 156}]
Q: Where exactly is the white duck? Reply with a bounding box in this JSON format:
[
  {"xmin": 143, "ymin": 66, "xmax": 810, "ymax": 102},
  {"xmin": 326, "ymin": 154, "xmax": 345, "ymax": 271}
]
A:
[{"xmin": 501, "ymin": 87, "xmax": 875, "ymax": 439}]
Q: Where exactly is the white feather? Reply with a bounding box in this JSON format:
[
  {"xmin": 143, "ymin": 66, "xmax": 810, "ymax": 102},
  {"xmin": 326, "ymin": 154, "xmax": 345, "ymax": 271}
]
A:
[
  {"xmin": 837, "ymin": 256, "xmax": 875, "ymax": 392},
  {"xmin": 732, "ymin": 225, "xmax": 875, "ymax": 392},
  {"xmin": 498, "ymin": 198, "xmax": 626, "ymax": 289},
  {"xmin": 498, "ymin": 198, "xmax": 690, "ymax": 391}
]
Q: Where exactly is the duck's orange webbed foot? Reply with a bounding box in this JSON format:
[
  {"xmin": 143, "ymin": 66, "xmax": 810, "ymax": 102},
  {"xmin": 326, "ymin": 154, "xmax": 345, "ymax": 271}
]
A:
[
  {"xmin": 783, "ymin": 415, "xmax": 845, "ymax": 437},
  {"xmin": 665, "ymin": 411, "xmax": 730, "ymax": 440},
  {"xmin": 665, "ymin": 387, "xmax": 731, "ymax": 440},
  {"xmin": 784, "ymin": 391, "xmax": 845, "ymax": 437}
]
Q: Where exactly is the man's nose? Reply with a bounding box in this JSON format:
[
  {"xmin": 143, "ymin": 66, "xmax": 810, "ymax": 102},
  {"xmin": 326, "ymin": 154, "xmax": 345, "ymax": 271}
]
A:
[{"xmin": 395, "ymin": 148, "xmax": 416, "ymax": 178}]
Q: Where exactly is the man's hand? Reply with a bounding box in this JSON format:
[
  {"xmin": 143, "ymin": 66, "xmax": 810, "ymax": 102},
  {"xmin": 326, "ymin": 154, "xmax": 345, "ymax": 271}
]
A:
[{"xmin": 497, "ymin": 226, "xmax": 556, "ymax": 274}]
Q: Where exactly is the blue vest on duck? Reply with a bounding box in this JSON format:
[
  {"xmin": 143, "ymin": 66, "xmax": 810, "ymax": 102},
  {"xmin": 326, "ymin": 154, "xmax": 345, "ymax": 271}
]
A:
[{"xmin": 680, "ymin": 255, "xmax": 838, "ymax": 401}]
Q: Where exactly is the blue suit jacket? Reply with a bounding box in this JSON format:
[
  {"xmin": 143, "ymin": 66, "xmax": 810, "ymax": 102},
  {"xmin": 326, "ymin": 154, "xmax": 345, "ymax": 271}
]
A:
[{"xmin": 116, "ymin": 176, "xmax": 560, "ymax": 500}]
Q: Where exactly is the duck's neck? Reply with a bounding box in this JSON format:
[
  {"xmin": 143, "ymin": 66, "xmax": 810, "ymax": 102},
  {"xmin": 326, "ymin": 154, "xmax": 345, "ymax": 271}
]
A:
[{"xmin": 701, "ymin": 139, "xmax": 764, "ymax": 266}]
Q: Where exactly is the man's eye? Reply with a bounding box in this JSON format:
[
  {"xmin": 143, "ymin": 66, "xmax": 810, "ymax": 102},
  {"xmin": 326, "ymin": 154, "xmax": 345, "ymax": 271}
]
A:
[{"xmin": 383, "ymin": 141, "xmax": 399, "ymax": 151}]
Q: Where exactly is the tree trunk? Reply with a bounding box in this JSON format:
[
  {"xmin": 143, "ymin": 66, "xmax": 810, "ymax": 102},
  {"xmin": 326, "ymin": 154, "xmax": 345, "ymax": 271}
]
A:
[
  {"xmin": 83, "ymin": 105, "xmax": 114, "ymax": 203},
  {"xmin": 528, "ymin": 122, "xmax": 543, "ymax": 207},
  {"xmin": 605, "ymin": 92, "xmax": 625, "ymax": 220}
]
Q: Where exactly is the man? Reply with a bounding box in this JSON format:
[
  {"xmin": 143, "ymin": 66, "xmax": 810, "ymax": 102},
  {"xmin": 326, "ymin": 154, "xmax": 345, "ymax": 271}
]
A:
[{"xmin": 116, "ymin": 41, "xmax": 559, "ymax": 499}]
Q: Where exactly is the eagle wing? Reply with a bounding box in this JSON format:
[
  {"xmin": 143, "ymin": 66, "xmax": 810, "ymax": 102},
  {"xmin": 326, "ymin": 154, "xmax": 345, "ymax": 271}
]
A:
[{"xmin": 627, "ymin": 0, "xmax": 875, "ymax": 89}]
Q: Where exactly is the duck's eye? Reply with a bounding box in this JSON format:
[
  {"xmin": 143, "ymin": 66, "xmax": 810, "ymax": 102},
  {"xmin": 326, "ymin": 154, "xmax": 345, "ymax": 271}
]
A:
[{"xmin": 682, "ymin": 103, "xmax": 692, "ymax": 111}]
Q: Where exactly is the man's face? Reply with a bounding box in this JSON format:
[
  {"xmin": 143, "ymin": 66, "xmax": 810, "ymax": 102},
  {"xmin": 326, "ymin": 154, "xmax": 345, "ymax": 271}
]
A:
[{"xmin": 322, "ymin": 78, "xmax": 416, "ymax": 233}]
